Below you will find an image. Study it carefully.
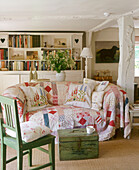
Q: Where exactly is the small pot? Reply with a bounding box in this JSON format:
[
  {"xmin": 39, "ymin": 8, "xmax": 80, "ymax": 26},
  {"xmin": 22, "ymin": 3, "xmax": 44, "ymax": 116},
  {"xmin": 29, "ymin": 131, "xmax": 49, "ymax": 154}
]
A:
[{"xmin": 56, "ymin": 71, "xmax": 66, "ymax": 82}]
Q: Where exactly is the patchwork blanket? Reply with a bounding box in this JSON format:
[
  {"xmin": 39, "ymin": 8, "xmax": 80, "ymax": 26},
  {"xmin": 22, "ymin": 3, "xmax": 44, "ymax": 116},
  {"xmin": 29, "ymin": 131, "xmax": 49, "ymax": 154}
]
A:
[
  {"xmin": 24, "ymin": 83, "xmax": 130, "ymax": 141},
  {"xmin": 3, "ymin": 81, "xmax": 131, "ymax": 141}
]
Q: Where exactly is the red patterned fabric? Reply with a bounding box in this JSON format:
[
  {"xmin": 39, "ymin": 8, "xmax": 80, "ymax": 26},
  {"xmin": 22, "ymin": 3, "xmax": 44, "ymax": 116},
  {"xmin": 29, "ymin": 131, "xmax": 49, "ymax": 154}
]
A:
[{"xmin": 2, "ymin": 82, "xmax": 131, "ymax": 141}]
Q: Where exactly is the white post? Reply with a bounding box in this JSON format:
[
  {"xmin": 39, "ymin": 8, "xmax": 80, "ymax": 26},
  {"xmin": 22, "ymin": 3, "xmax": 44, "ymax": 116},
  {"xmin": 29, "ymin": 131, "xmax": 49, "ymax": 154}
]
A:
[
  {"xmin": 85, "ymin": 58, "xmax": 88, "ymax": 78},
  {"xmin": 117, "ymin": 15, "xmax": 135, "ymax": 104}
]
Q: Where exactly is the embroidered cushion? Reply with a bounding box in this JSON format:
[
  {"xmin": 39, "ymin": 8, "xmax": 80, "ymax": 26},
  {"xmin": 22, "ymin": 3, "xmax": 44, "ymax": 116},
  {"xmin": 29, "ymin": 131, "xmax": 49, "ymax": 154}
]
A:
[
  {"xmin": 20, "ymin": 85, "xmax": 49, "ymax": 112},
  {"xmin": 91, "ymin": 91, "xmax": 104, "ymax": 111},
  {"xmin": 6, "ymin": 121, "xmax": 51, "ymax": 143},
  {"xmin": 83, "ymin": 78, "xmax": 99, "ymax": 91},
  {"xmin": 65, "ymin": 83, "xmax": 93, "ymax": 108},
  {"xmin": 95, "ymin": 81, "xmax": 109, "ymax": 92}
]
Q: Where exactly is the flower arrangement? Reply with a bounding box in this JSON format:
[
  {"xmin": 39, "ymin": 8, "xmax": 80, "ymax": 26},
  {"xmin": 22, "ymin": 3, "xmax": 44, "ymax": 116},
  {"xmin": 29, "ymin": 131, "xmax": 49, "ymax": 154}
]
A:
[{"xmin": 45, "ymin": 50, "xmax": 75, "ymax": 73}]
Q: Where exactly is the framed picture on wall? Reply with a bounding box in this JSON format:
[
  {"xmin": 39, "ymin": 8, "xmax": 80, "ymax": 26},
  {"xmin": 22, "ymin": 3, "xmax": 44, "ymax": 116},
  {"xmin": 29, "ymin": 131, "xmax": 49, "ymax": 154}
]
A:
[{"xmin": 95, "ymin": 41, "xmax": 119, "ymax": 63}]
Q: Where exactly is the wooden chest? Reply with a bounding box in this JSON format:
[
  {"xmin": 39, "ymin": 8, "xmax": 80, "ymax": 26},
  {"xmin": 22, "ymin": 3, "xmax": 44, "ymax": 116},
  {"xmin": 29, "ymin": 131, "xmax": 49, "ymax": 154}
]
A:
[{"xmin": 58, "ymin": 128, "xmax": 99, "ymax": 161}]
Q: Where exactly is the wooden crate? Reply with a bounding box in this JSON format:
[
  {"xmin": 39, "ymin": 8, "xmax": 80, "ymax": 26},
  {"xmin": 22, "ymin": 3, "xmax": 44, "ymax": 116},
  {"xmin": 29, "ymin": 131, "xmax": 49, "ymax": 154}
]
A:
[{"xmin": 58, "ymin": 128, "xmax": 99, "ymax": 161}]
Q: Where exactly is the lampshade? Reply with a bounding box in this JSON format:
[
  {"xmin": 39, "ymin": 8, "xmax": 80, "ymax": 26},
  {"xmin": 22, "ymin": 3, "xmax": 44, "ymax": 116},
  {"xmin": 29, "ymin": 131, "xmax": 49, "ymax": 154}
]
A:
[{"xmin": 80, "ymin": 47, "xmax": 93, "ymax": 58}]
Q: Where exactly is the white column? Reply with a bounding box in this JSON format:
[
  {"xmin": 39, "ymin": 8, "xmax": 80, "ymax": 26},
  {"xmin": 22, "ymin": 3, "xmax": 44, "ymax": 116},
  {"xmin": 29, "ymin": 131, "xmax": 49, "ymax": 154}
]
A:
[
  {"xmin": 117, "ymin": 15, "xmax": 135, "ymax": 104},
  {"xmin": 86, "ymin": 31, "xmax": 93, "ymax": 78}
]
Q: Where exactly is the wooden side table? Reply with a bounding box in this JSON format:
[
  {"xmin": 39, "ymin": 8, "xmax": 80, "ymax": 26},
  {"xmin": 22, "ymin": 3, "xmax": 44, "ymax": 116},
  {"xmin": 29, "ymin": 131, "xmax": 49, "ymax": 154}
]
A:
[{"xmin": 129, "ymin": 107, "xmax": 139, "ymax": 128}]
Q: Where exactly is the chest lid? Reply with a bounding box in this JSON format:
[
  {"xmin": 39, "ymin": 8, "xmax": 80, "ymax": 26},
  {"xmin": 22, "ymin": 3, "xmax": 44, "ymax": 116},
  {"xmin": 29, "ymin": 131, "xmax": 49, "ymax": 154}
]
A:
[{"xmin": 58, "ymin": 128, "xmax": 98, "ymax": 142}]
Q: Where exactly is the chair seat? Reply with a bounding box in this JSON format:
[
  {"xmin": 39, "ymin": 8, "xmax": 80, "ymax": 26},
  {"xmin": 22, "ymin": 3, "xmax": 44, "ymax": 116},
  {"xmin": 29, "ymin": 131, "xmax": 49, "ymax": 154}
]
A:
[{"xmin": 4, "ymin": 134, "xmax": 55, "ymax": 151}]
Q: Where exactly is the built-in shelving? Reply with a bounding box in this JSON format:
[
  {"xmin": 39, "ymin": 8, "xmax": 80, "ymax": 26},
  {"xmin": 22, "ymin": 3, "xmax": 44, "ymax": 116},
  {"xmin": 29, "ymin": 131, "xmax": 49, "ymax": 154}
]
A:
[{"xmin": 0, "ymin": 32, "xmax": 83, "ymax": 71}]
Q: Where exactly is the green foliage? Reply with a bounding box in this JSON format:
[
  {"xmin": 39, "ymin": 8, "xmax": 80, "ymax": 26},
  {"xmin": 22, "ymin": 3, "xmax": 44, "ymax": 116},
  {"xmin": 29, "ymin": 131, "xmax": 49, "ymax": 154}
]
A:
[{"xmin": 46, "ymin": 50, "xmax": 75, "ymax": 73}]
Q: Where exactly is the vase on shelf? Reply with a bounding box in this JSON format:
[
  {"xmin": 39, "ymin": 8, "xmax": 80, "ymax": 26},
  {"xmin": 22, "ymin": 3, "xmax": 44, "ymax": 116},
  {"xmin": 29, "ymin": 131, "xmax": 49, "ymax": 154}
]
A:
[{"xmin": 56, "ymin": 71, "xmax": 66, "ymax": 82}]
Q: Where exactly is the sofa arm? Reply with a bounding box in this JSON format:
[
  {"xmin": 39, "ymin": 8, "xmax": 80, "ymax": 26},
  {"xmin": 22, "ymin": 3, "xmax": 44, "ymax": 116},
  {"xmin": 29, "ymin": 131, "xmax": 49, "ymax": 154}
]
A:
[{"xmin": 2, "ymin": 85, "xmax": 26, "ymax": 122}]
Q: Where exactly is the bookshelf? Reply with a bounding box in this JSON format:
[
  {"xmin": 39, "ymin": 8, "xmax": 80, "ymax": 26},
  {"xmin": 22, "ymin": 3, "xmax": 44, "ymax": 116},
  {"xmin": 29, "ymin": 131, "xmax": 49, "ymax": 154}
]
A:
[{"xmin": 0, "ymin": 32, "xmax": 83, "ymax": 71}]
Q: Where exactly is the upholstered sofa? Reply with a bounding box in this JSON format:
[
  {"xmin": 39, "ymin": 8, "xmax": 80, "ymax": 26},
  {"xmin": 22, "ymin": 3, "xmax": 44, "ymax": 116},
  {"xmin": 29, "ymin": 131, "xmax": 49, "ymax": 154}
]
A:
[{"xmin": 2, "ymin": 79, "xmax": 131, "ymax": 141}]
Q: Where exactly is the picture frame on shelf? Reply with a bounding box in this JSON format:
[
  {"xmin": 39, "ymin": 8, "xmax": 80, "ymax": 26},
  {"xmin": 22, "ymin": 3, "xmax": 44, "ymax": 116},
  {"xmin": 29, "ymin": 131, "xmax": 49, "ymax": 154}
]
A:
[
  {"xmin": 72, "ymin": 48, "xmax": 81, "ymax": 61},
  {"xmin": 26, "ymin": 51, "xmax": 39, "ymax": 60},
  {"xmin": 0, "ymin": 34, "xmax": 8, "ymax": 48},
  {"xmin": 9, "ymin": 50, "xmax": 24, "ymax": 60},
  {"xmin": 54, "ymin": 38, "xmax": 67, "ymax": 48},
  {"xmin": 72, "ymin": 34, "xmax": 82, "ymax": 48}
]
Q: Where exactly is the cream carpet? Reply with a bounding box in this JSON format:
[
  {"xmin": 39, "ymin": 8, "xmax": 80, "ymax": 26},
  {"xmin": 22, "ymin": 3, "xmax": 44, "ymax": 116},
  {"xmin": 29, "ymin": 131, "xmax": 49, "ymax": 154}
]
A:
[{"xmin": 0, "ymin": 126, "xmax": 139, "ymax": 170}]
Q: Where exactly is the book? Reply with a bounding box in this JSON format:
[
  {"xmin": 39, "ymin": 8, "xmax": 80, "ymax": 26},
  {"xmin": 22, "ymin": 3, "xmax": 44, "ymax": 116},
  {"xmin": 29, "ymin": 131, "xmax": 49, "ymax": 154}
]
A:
[
  {"xmin": 13, "ymin": 61, "xmax": 17, "ymax": 71},
  {"xmin": 27, "ymin": 61, "xmax": 30, "ymax": 71},
  {"xmin": 28, "ymin": 35, "xmax": 30, "ymax": 48},
  {"xmin": 30, "ymin": 36, "xmax": 32, "ymax": 48},
  {"xmin": 24, "ymin": 61, "xmax": 27, "ymax": 70},
  {"xmin": 12, "ymin": 35, "xmax": 16, "ymax": 47},
  {"xmin": 38, "ymin": 61, "xmax": 42, "ymax": 71},
  {"xmin": 0, "ymin": 49, "xmax": 4, "ymax": 60},
  {"xmin": 1, "ymin": 61, "xmax": 5, "ymax": 68},
  {"xmin": 19, "ymin": 35, "xmax": 22, "ymax": 48}
]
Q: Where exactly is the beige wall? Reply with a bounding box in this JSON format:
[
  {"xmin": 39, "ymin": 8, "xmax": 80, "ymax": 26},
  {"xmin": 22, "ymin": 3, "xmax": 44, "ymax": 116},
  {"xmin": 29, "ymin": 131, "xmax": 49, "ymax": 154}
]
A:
[
  {"xmin": 89, "ymin": 27, "xmax": 139, "ymax": 82},
  {"xmin": 90, "ymin": 28, "xmax": 119, "ymax": 82}
]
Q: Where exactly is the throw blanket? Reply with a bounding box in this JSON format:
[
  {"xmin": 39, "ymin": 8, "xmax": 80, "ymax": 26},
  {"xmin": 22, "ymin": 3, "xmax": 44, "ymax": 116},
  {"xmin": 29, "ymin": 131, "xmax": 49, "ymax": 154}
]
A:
[{"xmin": 24, "ymin": 83, "xmax": 131, "ymax": 141}]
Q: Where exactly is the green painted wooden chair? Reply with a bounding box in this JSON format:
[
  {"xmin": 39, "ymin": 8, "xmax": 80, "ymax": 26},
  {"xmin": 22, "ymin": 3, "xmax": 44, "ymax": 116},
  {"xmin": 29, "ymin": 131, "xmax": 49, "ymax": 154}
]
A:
[{"xmin": 0, "ymin": 95, "xmax": 55, "ymax": 170}]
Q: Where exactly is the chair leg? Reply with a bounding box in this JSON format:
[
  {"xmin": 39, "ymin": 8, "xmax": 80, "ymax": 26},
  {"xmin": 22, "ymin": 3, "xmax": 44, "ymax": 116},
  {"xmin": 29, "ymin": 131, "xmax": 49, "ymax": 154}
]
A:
[
  {"xmin": 17, "ymin": 150, "xmax": 23, "ymax": 170},
  {"xmin": 49, "ymin": 139, "xmax": 55, "ymax": 170},
  {"xmin": 1, "ymin": 143, "xmax": 6, "ymax": 170},
  {"xmin": 28, "ymin": 149, "xmax": 32, "ymax": 167}
]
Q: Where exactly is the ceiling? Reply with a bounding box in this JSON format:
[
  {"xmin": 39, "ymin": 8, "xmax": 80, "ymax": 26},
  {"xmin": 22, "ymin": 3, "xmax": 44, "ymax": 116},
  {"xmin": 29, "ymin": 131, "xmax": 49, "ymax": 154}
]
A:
[{"xmin": 0, "ymin": 0, "xmax": 139, "ymax": 32}]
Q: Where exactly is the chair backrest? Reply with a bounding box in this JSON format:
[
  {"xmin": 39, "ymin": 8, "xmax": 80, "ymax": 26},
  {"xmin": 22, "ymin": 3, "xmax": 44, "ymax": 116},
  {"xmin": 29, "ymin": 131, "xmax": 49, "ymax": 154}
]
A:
[{"xmin": 0, "ymin": 95, "xmax": 22, "ymax": 145}]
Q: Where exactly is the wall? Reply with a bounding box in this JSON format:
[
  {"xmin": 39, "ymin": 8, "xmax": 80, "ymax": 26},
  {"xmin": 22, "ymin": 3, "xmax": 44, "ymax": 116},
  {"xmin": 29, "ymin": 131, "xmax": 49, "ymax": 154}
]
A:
[
  {"xmin": 88, "ymin": 28, "xmax": 139, "ymax": 83},
  {"xmin": 90, "ymin": 27, "xmax": 119, "ymax": 82}
]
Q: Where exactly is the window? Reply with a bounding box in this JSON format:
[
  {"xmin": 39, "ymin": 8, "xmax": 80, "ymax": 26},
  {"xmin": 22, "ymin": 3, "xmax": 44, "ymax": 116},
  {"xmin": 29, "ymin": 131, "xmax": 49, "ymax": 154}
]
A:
[{"xmin": 135, "ymin": 44, "xmax": 139, "ymax": 76}]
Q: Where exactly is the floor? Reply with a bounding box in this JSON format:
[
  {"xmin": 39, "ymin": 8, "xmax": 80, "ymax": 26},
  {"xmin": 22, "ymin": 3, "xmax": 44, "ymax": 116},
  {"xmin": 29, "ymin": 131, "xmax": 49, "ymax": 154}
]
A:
[{"xmin": 0, "ymin": 125, "xmax": 139, "ymax": 170}]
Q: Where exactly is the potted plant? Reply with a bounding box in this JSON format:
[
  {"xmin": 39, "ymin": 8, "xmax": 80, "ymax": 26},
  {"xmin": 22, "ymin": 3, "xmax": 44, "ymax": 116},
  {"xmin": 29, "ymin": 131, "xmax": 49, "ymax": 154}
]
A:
[{"xmin": 45, "ymin": 50, "xmax": 75, "ymax": 81}]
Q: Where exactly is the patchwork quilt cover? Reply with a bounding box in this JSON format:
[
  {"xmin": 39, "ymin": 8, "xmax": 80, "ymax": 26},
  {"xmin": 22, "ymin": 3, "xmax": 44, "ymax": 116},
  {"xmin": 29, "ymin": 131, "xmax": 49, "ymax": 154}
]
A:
[{"xmin": 2, "ymin": 81, "xmax": 131, "ymax": 141}]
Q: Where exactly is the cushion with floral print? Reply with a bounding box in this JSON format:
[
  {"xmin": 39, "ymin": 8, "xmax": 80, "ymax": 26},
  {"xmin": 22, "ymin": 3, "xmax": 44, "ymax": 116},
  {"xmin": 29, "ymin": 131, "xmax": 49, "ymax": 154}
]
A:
[
  {"xmin": 20, "ymin": 85, "xmax": 49, "ymax": 112},
  {"xmin": 6, "ymin": 121, "xmax": 52, "ymax": 142},
  {"xmin": 65, "ymin": 83, "xmax": 93, "ymax": 108},
  {"xmin": 91, "ymin": 91, "xmax": 104, "ymax": 111}
]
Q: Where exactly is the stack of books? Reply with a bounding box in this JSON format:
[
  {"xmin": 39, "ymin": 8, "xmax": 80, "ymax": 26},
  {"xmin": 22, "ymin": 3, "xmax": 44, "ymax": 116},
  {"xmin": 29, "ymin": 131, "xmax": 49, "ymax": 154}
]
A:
[{"xmin": 130, "ymin": 104, "xmax": 139, "ymax": 110}]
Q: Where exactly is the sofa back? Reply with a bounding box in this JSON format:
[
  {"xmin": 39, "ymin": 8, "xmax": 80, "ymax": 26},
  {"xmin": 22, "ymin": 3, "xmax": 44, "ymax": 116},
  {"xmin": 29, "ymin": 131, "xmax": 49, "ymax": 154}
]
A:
[{"xmin": 2, "ymin": 81, "xmax": 122, "ymax": 122}]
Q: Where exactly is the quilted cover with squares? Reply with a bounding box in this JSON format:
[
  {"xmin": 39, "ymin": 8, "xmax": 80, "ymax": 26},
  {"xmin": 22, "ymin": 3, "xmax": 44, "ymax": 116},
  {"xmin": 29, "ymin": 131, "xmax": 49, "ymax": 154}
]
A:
[{"xmin": 2, "ymin": 81, "xmax": 131, "ymax": 141}]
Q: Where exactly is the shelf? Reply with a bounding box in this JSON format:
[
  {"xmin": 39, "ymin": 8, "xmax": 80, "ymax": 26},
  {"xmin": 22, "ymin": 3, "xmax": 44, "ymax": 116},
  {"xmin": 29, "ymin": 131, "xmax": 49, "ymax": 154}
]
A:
[
  {"xmin": 0, "ymin": 32, "xmax": 83, "ymax": 71},
  {"xmin": 41, "ymin": 47, "xmax": 72, "ymax": 50},
  {"xmin": 9, "ymin": 47, "xmax": 41, "ymax": 50},
  {"xmin": 9, "ymin": 60, "xmax": 42, "ymax": 61}
]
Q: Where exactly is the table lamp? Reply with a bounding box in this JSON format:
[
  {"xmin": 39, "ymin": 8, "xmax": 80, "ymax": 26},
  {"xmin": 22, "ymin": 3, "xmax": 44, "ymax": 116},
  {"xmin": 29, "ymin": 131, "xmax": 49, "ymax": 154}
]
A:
[{"xmin": 80, "ymin": 47, "xmax": 93, "ymax": 78}]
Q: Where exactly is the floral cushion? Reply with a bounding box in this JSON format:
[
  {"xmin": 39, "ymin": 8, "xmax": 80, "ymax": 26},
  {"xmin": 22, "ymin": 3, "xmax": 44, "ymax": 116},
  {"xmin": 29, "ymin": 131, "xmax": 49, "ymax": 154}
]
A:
[
  {"xmin": 95, "ymin": 81, "xmax": 109, "ymax": 92},
  {"xmin": 91, "ymin": 91, "xmax": 104, "ymax": 111},
  {"xmin": 6, "ymin": 121, "xmax": 52, "ymax": 143},
  {"xmin": 65, "ymin": 83, "xmax": 93, "ymax": 108},
  {"xmin": 23, "ymin": 81, "xmax": 74, "ymax": 106},
  {"xmin": 20, "ymin": 85, "xmax": 49, "ymax": 112}
]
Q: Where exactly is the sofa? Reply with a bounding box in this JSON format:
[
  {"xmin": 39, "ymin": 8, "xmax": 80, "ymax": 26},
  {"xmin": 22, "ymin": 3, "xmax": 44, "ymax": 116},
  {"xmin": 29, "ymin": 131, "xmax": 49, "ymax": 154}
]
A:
[{"xmin": 2, "ymin": 79, "xmax": 131, "ymax": 141}]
